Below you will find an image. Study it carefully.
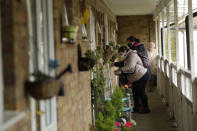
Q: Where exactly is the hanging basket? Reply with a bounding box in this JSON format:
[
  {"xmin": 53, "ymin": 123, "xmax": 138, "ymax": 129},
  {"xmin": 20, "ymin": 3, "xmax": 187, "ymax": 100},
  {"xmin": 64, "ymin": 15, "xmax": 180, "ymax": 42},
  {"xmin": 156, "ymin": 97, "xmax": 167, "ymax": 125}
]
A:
[
  {"xmin": 78, "ymin": 44, "xmax": 96, "ymax": 71},
  {"xmin": 78, "ymin": 57, "xmax": 96, "ymax": 71},
  {"xmin": 103, "ymin": 45, "xmax": 113, "ymax": 64},
  {"xmin": 26, "ymin": 79, "xmax": 61, "ymax": 100},
  {"xmin": 62, "ymin": 25, "xmax": 78, "ymax": 43}
]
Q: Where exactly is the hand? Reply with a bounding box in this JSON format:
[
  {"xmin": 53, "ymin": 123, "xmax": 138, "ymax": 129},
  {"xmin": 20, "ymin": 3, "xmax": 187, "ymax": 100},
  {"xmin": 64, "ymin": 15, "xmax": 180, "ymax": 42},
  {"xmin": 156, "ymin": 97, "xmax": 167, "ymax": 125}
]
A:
[
  {"xmin": 114, "ymin": 69, "xmax": 121, "ymax": 75},
  {"xmin": 110, "ymin": 62, "xmax": 114, "ymax": 67}
]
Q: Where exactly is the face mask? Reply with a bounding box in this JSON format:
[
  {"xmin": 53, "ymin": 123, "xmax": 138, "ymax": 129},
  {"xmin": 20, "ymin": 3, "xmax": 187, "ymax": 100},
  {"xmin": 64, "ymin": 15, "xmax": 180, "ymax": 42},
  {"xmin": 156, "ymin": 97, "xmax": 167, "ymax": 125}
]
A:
[{"xmin": 121, "ymin": 54, "xmax": 126, "ymax": 59}]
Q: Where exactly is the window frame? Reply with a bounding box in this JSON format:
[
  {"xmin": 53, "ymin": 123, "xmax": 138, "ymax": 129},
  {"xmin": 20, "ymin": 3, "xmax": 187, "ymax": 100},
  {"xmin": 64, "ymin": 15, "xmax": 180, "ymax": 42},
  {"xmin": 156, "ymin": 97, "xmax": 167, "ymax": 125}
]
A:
[{"xmin": 0, "ymin": 2, "xmax": 4, "ymax": 124}]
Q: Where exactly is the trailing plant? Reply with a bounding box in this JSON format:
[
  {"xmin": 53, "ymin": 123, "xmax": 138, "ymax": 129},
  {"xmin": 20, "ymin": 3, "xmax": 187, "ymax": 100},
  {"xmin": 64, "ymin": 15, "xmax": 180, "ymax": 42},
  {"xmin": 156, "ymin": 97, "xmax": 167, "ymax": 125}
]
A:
[
  {"xmin": 85, "ymin": 46, "xmax": 104, "ymax": 64},
  {"xmin": 31, "ymin": 71, "xmax": 51, "ymax": 81},
  {"xmin": 109, "ymin": 42, "xmax": 120, "ymax": 62}
]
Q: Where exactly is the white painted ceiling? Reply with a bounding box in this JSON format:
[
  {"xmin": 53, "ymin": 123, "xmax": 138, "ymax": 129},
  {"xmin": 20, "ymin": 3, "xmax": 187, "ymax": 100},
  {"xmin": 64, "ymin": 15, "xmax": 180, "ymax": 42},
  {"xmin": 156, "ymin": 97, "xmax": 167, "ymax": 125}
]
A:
[{"xmin": 104, "ymin": 0, "xmax": 161, "ymax": 16}]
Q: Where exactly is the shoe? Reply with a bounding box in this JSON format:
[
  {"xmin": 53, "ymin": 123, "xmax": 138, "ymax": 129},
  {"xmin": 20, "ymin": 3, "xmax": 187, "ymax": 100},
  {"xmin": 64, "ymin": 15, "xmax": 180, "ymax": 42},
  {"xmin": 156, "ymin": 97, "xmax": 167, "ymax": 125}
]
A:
[
  {"xmin": 132, "ymin": 108, "xmax": 139, "ymax": 113},
  {"xmin": 144, "ymin": 108, "xmax": 150, "ymax": 113},
  {"xmin": 139, "ymin": 108, "xmax": 150, "ymax": 114}
]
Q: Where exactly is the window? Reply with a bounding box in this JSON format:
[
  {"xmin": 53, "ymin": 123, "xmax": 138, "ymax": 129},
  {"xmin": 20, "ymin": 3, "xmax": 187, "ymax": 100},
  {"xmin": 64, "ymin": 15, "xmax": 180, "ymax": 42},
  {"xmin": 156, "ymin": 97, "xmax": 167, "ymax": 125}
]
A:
[
  {"xmin": 193, "ymin": 15, "xmax": 197, "ymax": 74},
  {"xmin": 192, "ymin": 0, "xmax": 197, "ymax": 75},
  {"xmin": 160, "ymin": 15, "xmax": 164, "ymax": 56},
  {"xmin": 164, "ymin": 9, "xmax": 169, "ymax": 59},
  {"xmin": 169, "ymin": 1, "xmax": 176, "ymax": 62},
  {"xmin": 0, "ymin": 5, "xmax": 4, "ymax": 125},
  {"xmin": 177, "ymin": 0, "xmax": 190, "ymax": 70}
]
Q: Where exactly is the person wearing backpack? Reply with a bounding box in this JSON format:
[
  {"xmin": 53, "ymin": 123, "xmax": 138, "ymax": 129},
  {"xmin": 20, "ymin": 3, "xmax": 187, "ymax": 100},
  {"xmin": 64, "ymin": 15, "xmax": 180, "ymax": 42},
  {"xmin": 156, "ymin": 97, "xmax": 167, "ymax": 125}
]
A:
[
  {"xmin": 127, "ymin": 36, "xmax": 151, "ymax": 79},
  {"xmin": 114, "ymin": 46, "xmax": 150, "ymax": 113}
]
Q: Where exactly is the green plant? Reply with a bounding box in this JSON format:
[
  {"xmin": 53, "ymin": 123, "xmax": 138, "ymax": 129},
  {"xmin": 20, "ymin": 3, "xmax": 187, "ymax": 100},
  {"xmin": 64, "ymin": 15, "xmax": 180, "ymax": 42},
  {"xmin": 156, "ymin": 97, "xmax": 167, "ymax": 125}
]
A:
[
  {"xmin": 85, "ymin": 46, "xmax": 104, "ymax": 63},
  {"xmin": 94, "ymin": 101, "xmax": 116, "ymax": 131},
  {"xmin": 111, "ymin": 86, "xmax": 124, "ymax": 117},
  {"xmin": 108, "ymin": 42, "xmax": 120, "ymax": 63},
  {"xmin": 31, "ymin": 71, "xmax": 51, "ymax": 81}
]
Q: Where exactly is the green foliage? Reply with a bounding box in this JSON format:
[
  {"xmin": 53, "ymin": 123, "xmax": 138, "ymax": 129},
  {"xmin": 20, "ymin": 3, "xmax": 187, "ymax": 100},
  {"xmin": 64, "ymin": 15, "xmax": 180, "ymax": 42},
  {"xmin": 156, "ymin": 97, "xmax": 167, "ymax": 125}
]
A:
[
  {"xmin": 91, "ymin": 86, "xmax": 125, "ymax": 131},
  {"xmin": 85, "ymin": 46, "xmax": 104, "ymax": 63},
  {"xmin": 91, "ymin": 68, "xmax": 106, "ymax": 106},
  {"xmin": 94, "ymin": 101, "xmax": 116, "ymax": 131},
  {"xmin": 31, "ymin": 71, "xmax": 51, "ymax": 81},
  {"xmin": 111, "ymin": 86, "xmax": 124, "ymax": 117},
  {"xmin": 108, "ymin": 42, "xmax": 120, "ymax": 63},
  {"xmin": 101, "ymin": 101, "xmax": 116, "ymax": 119}
]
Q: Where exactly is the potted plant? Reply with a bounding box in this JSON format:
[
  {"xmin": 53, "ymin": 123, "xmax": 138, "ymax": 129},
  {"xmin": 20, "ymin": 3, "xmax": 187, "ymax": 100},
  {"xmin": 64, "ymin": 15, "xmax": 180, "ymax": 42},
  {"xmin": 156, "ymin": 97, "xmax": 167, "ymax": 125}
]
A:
[
  {"xmin": 78, "ymin": 44, "xmax": 104, "ymax": 71},
  {"xmin": 25, "ymin": 71, "xmax": 61, "ymax": 99},
  {"xmin": 103, "ymin": 42, "xmax": 120, "ymax": 64}
]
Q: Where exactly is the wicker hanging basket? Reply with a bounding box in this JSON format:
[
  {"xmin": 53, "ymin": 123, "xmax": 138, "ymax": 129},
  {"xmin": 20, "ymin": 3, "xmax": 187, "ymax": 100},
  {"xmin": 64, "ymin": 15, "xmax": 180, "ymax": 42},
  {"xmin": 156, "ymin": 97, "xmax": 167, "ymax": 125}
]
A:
[
  {"xmin": 103, "ymin": 45, "xmax": 113, "ymax": 64},
  {"xmin": 26, "ymin": 79, "xmax": 61, "ymax": 100}
]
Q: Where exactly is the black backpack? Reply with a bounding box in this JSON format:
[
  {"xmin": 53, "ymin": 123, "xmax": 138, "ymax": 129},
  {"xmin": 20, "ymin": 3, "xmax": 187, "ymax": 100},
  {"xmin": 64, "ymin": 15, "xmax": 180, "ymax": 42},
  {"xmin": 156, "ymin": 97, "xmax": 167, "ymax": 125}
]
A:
[{"xmin": 130, "ymin": 44, "xmax": 150, "ymax": 68}]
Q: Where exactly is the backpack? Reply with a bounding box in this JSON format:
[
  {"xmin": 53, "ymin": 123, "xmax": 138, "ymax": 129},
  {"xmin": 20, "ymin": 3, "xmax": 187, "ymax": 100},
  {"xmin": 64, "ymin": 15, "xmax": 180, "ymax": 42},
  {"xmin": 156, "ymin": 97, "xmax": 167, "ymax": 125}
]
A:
[
  {"xmin": 137, "ymin": 51, "xmax": 150, "ymax": 68},
  {"xmin": 131, "ymin": 44, "xmax": 150, "ymax": 68}
]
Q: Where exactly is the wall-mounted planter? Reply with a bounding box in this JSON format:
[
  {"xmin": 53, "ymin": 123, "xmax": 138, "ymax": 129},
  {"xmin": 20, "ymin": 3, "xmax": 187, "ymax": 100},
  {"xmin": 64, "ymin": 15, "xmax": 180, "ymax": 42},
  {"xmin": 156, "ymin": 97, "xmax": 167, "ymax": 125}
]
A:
[
  {"xmin": 78, "ymin": 44, "xmax": 96, "ymax": 71},
  {"xmin": 26, "ymin": 79, "xmax": 61, "ymax": 99},
  {"xmin": 103, "ymin": 45, "xmax": 113, "ymax": 64},
  {"xmin": 26, "ymin": 64, "xmax": 72, "ymax": 99},
  {"xmin": 62, "ymin": 25, "xmax": 78, "ymax": 43}
]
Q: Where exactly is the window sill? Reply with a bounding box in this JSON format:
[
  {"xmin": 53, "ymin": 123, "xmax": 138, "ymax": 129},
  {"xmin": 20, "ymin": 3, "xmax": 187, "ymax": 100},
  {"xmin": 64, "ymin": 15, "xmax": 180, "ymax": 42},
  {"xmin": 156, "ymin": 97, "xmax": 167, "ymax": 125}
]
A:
[{"xmin": 0, "ymin": 111, "xmax": 26, "ymax": 131}]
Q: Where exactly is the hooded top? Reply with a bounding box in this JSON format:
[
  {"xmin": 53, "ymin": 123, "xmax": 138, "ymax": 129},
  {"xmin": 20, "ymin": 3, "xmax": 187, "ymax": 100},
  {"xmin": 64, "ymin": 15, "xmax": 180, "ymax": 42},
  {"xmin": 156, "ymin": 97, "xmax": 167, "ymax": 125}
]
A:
[{"xmin": 121, "ymin": 50, "xmax": 147, "ymax": 83}]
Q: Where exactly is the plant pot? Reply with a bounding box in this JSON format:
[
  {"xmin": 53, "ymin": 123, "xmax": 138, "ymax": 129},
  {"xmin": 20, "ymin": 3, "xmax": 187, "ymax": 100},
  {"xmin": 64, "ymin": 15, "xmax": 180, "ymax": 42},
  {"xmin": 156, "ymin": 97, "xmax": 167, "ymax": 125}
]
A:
[
  {"xmin": 62, "ymin": 25, "xmax": 78, "ymax": 43},
  {"xmin": 26, "ymin": 79, "xmax": 61, "ymax": 99},
  {"xmin": 78, "ymin": 57, "xmax": 96, "ymax": 71},
  {"xmin": 78, "ymin": 44, "xmax": 96, "ymax": 71},
  {"xmin": 103, "ymin": 45, "xmax": 113, "ymax": 64}
]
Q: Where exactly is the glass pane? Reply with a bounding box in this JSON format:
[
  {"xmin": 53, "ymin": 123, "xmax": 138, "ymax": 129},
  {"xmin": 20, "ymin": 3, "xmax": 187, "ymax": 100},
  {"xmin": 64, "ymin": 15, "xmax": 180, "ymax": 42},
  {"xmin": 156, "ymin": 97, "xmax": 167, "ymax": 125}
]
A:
[
  {"xmin": 193, "ymin": 13, "xmax": 197, "ymax": 74},
  {"xmin": 163, "ymin": 9, "xmax": 168, "ymax": 59},
  {"xmin": 0, "ymin": 7, "xmax": 4, "ymax": 124},
  {"xmin": 170, "ymin": 27, "xmax": 176, "ymax": 62},
  {"xmin": 178, "ymin": 31, "xmax": 187, "ymax": 68},
  {"xmin": 177, "ymin": 0, "xmax": 188, "ymax": 69},
  {"xmin": 169, "ymin": 1, "xmax": 176, "ymax": 62},
  {"xmin": 192, "ymin": 0, "xmax": 197, "ymax": 11},
  {"xmin": 177, "ymin": 0, "xmax": 188, "ymax": 21}
]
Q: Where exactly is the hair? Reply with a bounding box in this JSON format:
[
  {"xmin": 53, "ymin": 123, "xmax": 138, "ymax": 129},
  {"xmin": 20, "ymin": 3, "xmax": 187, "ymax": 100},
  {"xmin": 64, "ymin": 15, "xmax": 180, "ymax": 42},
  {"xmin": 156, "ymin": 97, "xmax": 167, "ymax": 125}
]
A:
[
  {"xmin": 127, "ymin": 36, "xmax": 140, "ymax": 43},
  {"xmin": 118, "ymin": 46, "xmax": 129, "ymax": 53},
  {"xmin": 148, "ymin": 42, "xmax": 155, "ymax": 49}
]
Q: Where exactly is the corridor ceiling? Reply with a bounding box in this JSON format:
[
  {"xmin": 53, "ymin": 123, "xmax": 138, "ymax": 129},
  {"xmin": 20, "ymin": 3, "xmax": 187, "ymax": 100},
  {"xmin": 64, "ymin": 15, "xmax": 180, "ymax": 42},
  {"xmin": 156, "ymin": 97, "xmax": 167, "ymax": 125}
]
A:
[{"xmin": 104, "ymin": 0, "xmax": 161, "ymax": 16}]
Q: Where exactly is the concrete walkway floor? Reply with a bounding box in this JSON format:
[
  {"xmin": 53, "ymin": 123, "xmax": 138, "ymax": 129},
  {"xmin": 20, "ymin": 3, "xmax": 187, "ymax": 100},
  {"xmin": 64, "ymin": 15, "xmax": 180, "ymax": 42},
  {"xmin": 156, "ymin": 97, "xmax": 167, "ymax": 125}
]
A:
[{"xmin": 132, "ymin": 89, "xmax": 179, "ymax": 131}]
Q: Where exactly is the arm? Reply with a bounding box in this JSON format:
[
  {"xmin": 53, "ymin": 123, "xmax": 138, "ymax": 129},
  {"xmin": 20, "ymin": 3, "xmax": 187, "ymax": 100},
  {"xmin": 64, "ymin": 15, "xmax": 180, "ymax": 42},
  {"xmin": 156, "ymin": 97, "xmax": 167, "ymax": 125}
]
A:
[{"xmin": 114, "ymin": 61, "xmax": 124, "ymax": 67}]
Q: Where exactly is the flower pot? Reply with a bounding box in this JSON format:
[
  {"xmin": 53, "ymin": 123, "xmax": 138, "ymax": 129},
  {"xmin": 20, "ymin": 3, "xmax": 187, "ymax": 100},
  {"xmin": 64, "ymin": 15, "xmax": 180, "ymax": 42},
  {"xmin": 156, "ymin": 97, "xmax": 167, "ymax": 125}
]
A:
[
  {"xmin": 62, "ymin": 25, "xmax": 78, "ymax": 43},
  {"xmin": 78, "ymin": 44, "xmax": 96, "ymax": 71},
  {"xmin": 78, "ymin": 57, "xmax": 96, "ymax": 71},
  {"xmin": 26, "ymin": 79, "xmax": 61, "ymax": 99},
  {"xmin": 103, "ymin": 45, "xmax": 113, "ymax": 64}
]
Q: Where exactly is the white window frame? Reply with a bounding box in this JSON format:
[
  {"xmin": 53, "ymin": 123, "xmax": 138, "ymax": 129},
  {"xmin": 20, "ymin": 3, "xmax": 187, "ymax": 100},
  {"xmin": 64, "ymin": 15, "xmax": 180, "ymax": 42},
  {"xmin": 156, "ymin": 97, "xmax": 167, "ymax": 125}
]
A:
[
  {"xmin": 0, "ymin": 2, "xmax": 4, "ymax": 125},
  {"xmin": 27, "ymin": 0, "xmax": 57, "ymax": 131}
]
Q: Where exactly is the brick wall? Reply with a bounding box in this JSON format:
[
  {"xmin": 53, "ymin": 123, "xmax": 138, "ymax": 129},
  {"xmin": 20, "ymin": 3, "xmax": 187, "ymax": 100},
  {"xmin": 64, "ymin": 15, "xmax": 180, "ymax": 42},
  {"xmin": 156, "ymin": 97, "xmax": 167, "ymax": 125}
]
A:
[
  {"xmin": 1, "ymin": 0, "xmax": 117, "ymax": 130},
  {"xmin": 117, "ymin": 15, "xmax": 156, "ymax": 47},
  {"xmin": 54, "ymin": 0, "xmax": 117, "ymax": 130}
]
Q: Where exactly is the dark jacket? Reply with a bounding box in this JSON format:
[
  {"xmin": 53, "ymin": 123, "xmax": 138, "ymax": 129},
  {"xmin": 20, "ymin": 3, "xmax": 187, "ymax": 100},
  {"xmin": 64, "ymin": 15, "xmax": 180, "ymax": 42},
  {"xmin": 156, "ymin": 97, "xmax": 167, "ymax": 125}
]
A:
[{"xmin": 130, "ymin": 44, "xmax": 150, "ymax": 68}]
